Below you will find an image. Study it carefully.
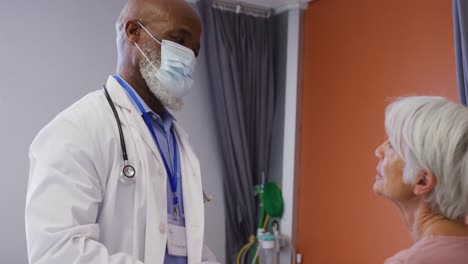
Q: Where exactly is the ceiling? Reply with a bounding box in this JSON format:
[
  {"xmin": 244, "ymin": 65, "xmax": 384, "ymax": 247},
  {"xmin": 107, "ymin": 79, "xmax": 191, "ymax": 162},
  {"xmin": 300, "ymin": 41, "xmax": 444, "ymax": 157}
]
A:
[
  {"xmin": 186, "ymin": 0, "xmax": 313, "ymax": 12},
  {"xmin": 237, "ymin": 0, "xmax": 311, "ymax": 9}
]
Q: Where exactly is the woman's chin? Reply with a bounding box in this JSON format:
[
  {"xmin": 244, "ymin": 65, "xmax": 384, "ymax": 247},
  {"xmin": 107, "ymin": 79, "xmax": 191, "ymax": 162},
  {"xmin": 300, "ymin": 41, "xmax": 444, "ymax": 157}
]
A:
[{"xmin": 373, "ymin": 179, "xmax": 384, "ymax": 195}]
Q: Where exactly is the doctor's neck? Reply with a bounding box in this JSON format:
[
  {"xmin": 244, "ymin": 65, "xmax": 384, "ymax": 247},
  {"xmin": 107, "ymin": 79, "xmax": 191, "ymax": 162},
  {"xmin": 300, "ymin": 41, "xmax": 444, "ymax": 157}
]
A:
[{"xmin": 117, "ymin": 68, "xmax": 166, "ymax": 116}]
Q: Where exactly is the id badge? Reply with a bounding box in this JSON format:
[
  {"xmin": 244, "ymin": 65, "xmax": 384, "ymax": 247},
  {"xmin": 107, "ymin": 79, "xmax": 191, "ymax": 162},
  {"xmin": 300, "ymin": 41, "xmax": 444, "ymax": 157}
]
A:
[{"xmin": 167, "ymin": 223, "xmax": 188, "ymax": 257}]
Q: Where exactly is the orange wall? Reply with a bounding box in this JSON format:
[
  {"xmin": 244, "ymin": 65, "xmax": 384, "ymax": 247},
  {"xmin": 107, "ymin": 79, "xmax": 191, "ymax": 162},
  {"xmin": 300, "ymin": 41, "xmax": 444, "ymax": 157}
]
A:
[{"xmin": 297, "ymin": 0, "xmax": 458, "ymax": 263}]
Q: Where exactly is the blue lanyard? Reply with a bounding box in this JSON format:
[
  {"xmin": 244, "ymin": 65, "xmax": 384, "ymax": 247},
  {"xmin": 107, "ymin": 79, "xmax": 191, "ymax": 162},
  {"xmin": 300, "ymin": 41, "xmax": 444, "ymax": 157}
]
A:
[{"xmin": 113, "ymin": 75, "xmax": 180, "ymax": 208}]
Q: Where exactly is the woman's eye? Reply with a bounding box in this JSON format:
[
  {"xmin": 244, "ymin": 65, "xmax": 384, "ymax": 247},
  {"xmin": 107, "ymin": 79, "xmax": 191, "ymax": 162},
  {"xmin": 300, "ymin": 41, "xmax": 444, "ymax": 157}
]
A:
[{"xmin": 387, "ymin": 141, "xmax": 393, "ymax": 149}]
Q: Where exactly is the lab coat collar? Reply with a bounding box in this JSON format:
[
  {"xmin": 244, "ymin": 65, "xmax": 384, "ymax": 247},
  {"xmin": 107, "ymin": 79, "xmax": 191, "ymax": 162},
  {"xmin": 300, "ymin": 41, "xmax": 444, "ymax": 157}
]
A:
[
  {"xmin": 106, "ymin": 75, "xmax": 162, "ymax": 161},
  {"xmin": 105, "ymin": 75, "xmax": 188, "ymax": 141},
  {"xmin": 105, "ymin": 76, "xmax": 133, "ymax": 111}
]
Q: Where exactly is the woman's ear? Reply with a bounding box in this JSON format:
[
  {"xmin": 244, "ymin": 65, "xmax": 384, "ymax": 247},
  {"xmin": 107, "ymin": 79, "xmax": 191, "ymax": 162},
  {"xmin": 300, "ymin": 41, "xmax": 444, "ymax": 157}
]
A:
[{"xmin": 413, "ymin": 170, "xmax": 437, "ymax": 196}]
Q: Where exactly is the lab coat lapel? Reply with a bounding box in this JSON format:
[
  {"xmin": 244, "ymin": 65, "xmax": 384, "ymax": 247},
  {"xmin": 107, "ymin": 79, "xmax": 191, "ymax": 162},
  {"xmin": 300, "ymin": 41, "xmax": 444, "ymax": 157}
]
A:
[
  {"xmin": 106, "ymin": 76, "xmax": 165, "ymax": 263},
  {"xmin": 106, "ymin": 76, "xmax": 203, "ymax": 262},
  {"xmin": 174, "ymin": 122, "xmax": 204, "ymax": 263},
  {"xmin": 106, "ymin": 76, "xmax": 161, "ymax": 161}
]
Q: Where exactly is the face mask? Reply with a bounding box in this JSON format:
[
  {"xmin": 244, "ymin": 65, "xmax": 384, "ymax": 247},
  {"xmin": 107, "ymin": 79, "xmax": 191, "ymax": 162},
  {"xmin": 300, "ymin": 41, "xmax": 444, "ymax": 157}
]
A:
[{"xmin": 134, "ymin": 21, "xmax": 197, "ymax": 99}]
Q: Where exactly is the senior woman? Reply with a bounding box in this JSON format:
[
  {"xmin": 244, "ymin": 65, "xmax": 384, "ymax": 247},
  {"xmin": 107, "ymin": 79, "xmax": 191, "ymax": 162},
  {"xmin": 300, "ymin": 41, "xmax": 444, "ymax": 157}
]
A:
[{"xmin": 375, "ymin": 96, "xmax": 468, "ymax": 264}]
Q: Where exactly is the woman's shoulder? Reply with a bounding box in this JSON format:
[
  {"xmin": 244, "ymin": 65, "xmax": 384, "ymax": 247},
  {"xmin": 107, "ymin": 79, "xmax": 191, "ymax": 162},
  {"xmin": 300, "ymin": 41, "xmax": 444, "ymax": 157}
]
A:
[
  {"xmin": 384, "ymin": 248, "xmax": 409, "ymax": 264},
  {"xmin": 385, "ymin": 236, "xmax": 468, "ymax": 264}
]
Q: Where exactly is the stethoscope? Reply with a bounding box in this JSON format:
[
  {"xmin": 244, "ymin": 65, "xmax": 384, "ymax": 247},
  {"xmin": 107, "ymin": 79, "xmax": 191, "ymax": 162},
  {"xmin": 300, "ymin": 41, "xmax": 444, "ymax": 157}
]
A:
[
  {"xmin": 103, "ymin": 86, "xmax": 213, "ymax": 202},
  {"xmin": 104, "ymin": 86, "xmax": 136, "ymax": 183}
]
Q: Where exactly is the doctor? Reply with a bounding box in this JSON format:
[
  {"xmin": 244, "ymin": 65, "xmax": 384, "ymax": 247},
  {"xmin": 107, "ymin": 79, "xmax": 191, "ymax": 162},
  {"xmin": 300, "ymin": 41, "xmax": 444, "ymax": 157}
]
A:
[{"xmin": 25, "ymin": 0, "xmax": 205, "ymax": 263}]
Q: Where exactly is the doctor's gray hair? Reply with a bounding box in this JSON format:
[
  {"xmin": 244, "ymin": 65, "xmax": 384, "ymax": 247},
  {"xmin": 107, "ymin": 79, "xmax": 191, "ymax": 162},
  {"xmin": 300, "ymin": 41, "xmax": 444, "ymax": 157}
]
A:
[{"xmin": 385, "ymin": 96, "xmax": 468, "ymax": 220}]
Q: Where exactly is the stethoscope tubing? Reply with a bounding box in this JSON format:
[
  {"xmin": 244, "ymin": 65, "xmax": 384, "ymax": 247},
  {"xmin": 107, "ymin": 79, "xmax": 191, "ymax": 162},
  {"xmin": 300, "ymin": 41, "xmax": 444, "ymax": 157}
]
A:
[{"xmin": 103, "ymin": 86, "xmax": 135, "ymax": 179}]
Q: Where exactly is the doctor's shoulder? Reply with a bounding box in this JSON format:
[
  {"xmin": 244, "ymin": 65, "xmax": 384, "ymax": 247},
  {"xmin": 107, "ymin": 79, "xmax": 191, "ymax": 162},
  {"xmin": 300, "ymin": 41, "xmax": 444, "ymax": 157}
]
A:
[{"xmin": 30, "ymin": 90, "xmax": 116, "ymax": 167}]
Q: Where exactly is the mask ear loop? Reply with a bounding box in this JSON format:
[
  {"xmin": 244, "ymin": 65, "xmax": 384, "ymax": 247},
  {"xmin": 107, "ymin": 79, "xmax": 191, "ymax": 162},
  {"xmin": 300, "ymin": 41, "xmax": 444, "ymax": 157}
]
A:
[
  {"xmin": 136, "ymin": 20, "xmax": 196, "ymax": 59},
  {"xmin": 136, "ymin": 21, "xmax": 162, "ymax": 45},
  {"xmin": 133, "ymin": 21, "xmax": 162, "ymax": 74},
  {"xmin": 133, "ymin": 41, "xmax": 161, "ymax": 74}
]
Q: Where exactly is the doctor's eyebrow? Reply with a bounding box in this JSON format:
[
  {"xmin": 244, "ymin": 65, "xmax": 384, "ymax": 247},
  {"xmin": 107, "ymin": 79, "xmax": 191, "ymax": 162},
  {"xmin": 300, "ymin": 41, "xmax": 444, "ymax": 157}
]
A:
[{"xmin": 165, "ymin": 27, "xmax": 201, "ymax": 56}]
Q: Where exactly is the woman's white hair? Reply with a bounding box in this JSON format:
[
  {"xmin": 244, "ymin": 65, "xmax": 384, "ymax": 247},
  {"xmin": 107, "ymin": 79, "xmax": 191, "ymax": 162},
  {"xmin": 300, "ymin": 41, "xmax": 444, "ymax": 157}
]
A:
[{"xmin": 385, "ymin": 96, "xmax": 468, "ymax": 220}]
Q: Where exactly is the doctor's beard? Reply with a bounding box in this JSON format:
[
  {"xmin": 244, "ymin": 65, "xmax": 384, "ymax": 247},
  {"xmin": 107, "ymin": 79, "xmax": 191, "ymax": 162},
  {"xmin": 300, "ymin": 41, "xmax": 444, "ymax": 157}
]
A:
[{"xmin": 139, "ymin": 44, "xmax": 184, "ymax": 111}]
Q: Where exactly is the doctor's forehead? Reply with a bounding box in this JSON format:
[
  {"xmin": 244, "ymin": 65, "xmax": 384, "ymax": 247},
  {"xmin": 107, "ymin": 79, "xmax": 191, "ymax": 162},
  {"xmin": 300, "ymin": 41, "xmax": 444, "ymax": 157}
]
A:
[{"xmin": 147, "ymin": 0, "xmax": 202, "ymax": 35}]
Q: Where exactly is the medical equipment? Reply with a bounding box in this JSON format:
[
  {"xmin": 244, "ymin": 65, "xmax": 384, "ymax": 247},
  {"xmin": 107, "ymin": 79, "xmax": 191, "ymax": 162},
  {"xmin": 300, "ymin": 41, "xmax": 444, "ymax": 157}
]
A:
[
  {"xmin": 103, "ymin": 85, "xmax": 213, "ymax": 202},
  {"xmin": 236, "ymin": 180, "xmax": 299, "ymax": 264},
  {"xmin": 256, "ymin": 229, "xmax": 277, "ymax": 264}
]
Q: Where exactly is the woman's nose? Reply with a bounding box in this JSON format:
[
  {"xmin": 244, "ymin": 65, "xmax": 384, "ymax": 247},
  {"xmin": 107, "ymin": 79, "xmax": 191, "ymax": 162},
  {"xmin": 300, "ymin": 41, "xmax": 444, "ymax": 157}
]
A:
[{"xmin": 375, "ymin": 144, "xmax": 384, "ymax": 159}]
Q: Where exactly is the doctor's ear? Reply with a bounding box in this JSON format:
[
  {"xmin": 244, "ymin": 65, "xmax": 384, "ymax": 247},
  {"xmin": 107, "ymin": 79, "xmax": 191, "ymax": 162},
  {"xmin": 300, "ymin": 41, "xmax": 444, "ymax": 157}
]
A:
[
  {"xmin": 124, "ymin": 20, "xmax": 141, "ymax": 43},
  {"xmin": 413, "ymin": 170, "xmax": 437, "ymax": 196}
]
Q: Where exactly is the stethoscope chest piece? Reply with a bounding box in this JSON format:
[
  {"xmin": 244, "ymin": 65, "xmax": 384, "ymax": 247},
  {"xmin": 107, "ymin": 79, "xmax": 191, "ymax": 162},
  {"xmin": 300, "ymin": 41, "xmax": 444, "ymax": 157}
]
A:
[
  {"xmin": 119, "ymin": 164, "xmax": 136, "ymax": 185},
  {"xmin": 123, "ymin": 164, "xmax": 135, "ymax": 178},
  {"xmin": 119, "ymin": 158, "xmax": 136, "ymax": 185}
]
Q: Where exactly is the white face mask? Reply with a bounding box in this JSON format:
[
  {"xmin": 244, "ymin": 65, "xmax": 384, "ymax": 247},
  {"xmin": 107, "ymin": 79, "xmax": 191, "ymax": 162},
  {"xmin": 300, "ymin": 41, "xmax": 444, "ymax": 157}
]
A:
[{"xmin": 135, "ymin": 21, "xmax": 197, "ymax": 99}]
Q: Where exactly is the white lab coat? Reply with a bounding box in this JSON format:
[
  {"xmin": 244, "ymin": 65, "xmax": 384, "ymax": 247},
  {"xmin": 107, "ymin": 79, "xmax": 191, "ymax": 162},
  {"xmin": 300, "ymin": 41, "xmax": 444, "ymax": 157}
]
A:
[{"xmin": 25, "ymin": 76, "xmax": 204, "ymax": 264}]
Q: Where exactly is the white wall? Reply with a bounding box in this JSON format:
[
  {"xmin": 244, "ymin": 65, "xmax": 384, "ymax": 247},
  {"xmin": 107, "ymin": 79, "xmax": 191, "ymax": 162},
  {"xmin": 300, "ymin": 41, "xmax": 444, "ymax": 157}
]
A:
[
  {"xmin": 269, "ymin": 8, "xmax": 305, "ymax": 264},
  {"xmin": 269, "ymin": 11, "xmax": 288, "ymax": 188},
  {"xmin": 0, "ymin": 0, "xmax": 225, "ymax": 262}
]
